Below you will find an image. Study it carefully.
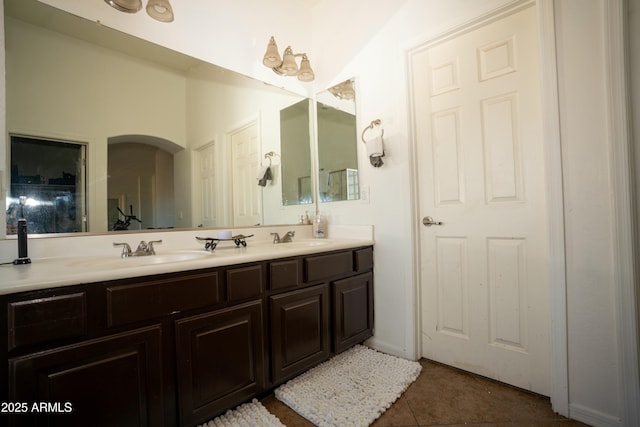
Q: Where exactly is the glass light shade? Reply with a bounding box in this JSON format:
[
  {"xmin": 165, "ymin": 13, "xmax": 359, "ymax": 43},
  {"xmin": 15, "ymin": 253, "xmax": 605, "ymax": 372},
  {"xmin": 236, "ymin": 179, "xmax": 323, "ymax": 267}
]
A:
[
  {"xmin": 341, "ymin": 86, "xmax": 355, "ymax": 99},
  {"xmin": 281, "ymin": 47, "xmax": 299, "ymax": 76},
  {"xmin": 297, "ymin": 55, "xmax": 314, "ymax": 82},
  {"xmin": 104, "ymin": 0, "xmax": 142, "ymax": 13},
  {"xmin": 146, "ymin": 0, "xmax": 174, "ymax": 22},
  {"xmin": 329, "ymin": 80, "xmax": 354, "ymax": 99},
  {"xmin": 263, "ymin": 37, "xmax": 282, "ymax": 67}
]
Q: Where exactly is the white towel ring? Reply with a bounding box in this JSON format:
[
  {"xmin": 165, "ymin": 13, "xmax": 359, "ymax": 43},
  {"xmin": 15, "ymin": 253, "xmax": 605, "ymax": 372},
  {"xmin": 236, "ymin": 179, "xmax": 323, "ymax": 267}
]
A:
[{"xmin": 361, "ymin": 119, "xmax": 383, "ymax": 143}]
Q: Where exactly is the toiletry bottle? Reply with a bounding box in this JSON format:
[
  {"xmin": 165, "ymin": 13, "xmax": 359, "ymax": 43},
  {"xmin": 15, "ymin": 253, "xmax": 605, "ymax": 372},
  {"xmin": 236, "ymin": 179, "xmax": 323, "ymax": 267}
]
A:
[
  {"xmin": 313, "ymin": 212, "xmax": 327, "ymax": 238},
  {"xmin": 13, "ymin": 196, "xmax": 31, "ymax": 265},
  {"xmin": 303, "ymin": 211, "xmax": 310, "ymax": 225}
]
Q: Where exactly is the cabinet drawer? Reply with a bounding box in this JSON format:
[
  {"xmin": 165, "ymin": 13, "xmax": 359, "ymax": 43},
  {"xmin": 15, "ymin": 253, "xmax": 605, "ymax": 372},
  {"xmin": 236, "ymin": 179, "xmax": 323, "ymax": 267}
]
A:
[
  {"xmin": 269, "ymin": 258, "xmax": 302, "ymax": 290},
  {"xmin": 8, "ymin": 291, "xmax": 87, "ymax": 351},
  {"xmin": 107, "ymin": 272, "xmax": 220, "ymax": 327},
  {"xmin": 304, "ymin": 251, "xmax": 353, "ymax": 282},
  {"xmin": 355, "ymin": 247, "xmax": 374, "ymax": 272},
  {"xmin": 227, "ymin": 264, "xmax": 264, "ymax": 302}
]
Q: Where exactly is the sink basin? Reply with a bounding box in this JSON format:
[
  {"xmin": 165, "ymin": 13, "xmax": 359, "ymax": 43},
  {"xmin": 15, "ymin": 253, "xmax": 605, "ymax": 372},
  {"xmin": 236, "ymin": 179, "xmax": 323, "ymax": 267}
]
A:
[
  {"xmin": 132, "ymin": 251, "xmax": 214, "ymax": 264},
  {"xmin": 65, "ymin": 250, "xmax": 213, "ymax": 269},
  {"xmin": 269, "ymin": 239, "xmax": 331, "ymax": 248}
]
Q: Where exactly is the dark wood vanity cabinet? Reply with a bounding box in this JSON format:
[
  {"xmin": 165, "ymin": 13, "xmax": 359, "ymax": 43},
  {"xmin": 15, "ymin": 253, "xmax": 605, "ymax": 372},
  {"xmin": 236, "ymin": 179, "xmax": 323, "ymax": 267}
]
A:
[
  {"xmin": 175, "ymin": 300, "xmax": 265, "ymax": 427},
  {"xmin": 1, "ymin": 245, "xmax": 373, "ymax": 427},
  {"xmin": 270, "ymin": 283, "xmax": 330, "ymax": 384},
  {"xmin": 8, "ymin": 325, "xmax": 164, "ymax": 427},
  {"xmin": 333, "ymin": 272, "xmax": 374, "ymax": 353},
  {"xmin": 268, "ymin": 246, "xmax": 375, "ymax": 385}
]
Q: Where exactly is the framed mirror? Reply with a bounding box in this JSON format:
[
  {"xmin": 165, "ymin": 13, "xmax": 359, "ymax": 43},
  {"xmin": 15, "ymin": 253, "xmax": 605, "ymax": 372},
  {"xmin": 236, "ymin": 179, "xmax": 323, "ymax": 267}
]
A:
[
  {"xmin": 3, "ymin": 0, "xmax": 314, "ymax": 235},
  {"xmin": 316, "ymin": 78, "xmax": 359, "ymax": 202}
]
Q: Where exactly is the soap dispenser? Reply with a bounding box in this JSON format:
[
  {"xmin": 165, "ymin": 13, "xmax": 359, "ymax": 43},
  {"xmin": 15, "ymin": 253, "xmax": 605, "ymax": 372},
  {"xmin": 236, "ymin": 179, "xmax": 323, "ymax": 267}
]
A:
[
  {"xmin": 313, "ymin": 212, "xmax": 327, "ymax": 238},
  {"xmin": 13, "ymin": 196, "xmax": 31, "ymax": 265}
]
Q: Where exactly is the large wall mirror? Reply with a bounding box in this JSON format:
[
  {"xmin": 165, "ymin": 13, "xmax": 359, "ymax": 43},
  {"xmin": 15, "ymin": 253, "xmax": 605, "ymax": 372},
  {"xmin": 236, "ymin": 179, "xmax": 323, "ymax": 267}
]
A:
[
  {"xmin": 280, "ymin": 99, "xmax": 313, "ymax": 206},
  {"xmin": 317, "ymin": 78, "xmax": 359, "ymax": 202},
  {"xmin": 3, "ymin": 0, "xmax": 314, "ymax": 236}
]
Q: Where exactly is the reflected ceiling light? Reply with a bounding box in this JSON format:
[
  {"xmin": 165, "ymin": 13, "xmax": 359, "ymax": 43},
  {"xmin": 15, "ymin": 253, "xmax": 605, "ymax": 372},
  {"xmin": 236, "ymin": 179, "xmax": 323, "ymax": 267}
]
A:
[
  {"xmin": 328, "ymin": 79, "xmax": 355, "ymax": 100},
  {"xmin": 104, "ymin": 0, "xmax": 174, "ymax": 22},
  {"xmin": 262, "ymin": 36, "xmax": 314, "ymax": 82},
  {"xmin": 104, "ymin": 0, "xmax": 142, "ymax": 13},
  {"xmin": 146, "ymin": 0, "xmax": 174, "ymax": 22}
]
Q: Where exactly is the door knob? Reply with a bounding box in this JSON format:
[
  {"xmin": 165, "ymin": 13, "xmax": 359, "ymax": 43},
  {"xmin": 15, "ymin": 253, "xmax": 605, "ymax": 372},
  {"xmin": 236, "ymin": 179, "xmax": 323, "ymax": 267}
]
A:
[{"xmin": 422, "ymin": 216, "xmax": 443, "ymax": 227}]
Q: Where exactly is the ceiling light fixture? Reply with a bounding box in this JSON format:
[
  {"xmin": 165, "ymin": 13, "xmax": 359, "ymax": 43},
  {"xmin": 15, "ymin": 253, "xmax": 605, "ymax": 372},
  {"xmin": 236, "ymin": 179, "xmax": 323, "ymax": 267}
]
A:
[
  {"xmin": 263, "ymin": 36, "xmax": 314, "ymax": 82},
  {"xmin": 104, "ymin": 0, "xmax": 174, "ymax": 22}
]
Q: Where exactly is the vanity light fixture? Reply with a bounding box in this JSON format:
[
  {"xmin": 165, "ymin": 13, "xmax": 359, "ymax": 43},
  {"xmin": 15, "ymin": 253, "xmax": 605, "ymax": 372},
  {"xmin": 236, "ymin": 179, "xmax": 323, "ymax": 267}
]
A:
[
  {"xmin": 328, "ymin": 79, "xmax": 355, "ymax": 100},
  {"xmin": 263, "ymin": 36, "xmax": 315, "ymax": 82},
  {"xmin": 104, "ymin": 0, "xmax": 174, "ymax": 22}
]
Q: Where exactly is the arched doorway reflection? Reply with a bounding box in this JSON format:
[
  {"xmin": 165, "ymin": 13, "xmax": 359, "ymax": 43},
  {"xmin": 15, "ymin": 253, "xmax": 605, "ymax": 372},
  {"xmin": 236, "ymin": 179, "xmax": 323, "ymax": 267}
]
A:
[{"xmin": 107, "ymin": 135, "xmax": 182, "ymax": 231}]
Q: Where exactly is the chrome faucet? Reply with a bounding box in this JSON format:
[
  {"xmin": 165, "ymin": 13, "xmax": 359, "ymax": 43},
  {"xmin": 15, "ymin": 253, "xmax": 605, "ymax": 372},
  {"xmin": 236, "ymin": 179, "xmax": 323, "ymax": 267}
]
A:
[
  {"xmin": 113, "ymin": 240, "xmax": 162, "ymax": 257},
  {"xmin": 134, "ymin": 240, "xmax": 162, "ymax": 256},
  {"xmin": 113, "ymin": 242, "xmax": 132, "ymax": 258},
  {"xmin": 271, "ymin": 231, "xmax": 295, "ymax": 244}
]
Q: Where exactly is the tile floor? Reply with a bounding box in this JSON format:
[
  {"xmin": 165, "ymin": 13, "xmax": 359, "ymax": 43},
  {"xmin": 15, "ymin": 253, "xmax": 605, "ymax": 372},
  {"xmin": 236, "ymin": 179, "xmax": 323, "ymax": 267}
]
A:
[{"xmin": 262, "ymin": 359, "xmax": 590, "ymax": 427}]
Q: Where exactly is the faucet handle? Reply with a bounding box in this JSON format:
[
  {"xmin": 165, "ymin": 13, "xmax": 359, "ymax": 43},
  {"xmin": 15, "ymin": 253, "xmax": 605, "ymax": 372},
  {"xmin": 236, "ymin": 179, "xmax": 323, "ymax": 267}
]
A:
[
  {"xmin": 113, "ymin": 242, "xmax": 132, "ymax": 258},
  {"xmin": 147, "ymin": 240, "xmax": 162, "ymax": 255},
  {"xmin": 270, "ymin": 232, "xmax": 280, "ymax": 243}
]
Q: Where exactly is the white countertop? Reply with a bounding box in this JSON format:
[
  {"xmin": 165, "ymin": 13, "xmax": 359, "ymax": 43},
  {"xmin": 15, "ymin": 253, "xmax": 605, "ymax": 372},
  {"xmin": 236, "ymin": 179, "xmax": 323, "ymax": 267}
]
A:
[{"xmin": 0, "ymin": 235, "xmax": 374, "ymax": 296}]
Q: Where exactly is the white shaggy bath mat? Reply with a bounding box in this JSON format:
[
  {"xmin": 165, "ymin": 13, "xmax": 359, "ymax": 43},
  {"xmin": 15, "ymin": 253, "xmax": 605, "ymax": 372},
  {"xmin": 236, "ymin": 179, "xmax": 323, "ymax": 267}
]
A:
[
  {"xmin": 275, "ymin": 344, "xmax": 422, "ymax": 427},
  {"xmin": 197, "ymin": 399, "xmax": 284, "ymax": 427}
]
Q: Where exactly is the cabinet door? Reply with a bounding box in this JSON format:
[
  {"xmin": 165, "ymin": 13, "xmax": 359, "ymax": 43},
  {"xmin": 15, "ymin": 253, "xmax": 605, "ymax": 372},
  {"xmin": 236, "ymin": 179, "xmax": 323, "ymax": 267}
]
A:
[
  {"xmin": 333, "ymin": 272, "xmax": 374, "ymax": 353},
  {"xmin": 175, "ymin": 300, "xmax": 264, "ymax": 427},
  {"xmin": 8, "ymin": 325, "xmax": 163, "ymax": 427},
  {"xmin": 270, "ymin": 283, "xmax": 330, "ymax": 384}
]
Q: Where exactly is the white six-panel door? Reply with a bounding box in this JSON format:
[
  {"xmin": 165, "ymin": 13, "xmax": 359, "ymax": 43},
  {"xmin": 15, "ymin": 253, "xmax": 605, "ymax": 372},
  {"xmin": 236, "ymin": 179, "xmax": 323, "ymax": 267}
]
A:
[
  {"xmin": 231, "ymin": 122, "xmax": 262, "ymax": 226},
  {"xmin": 411, "ymin": 4, "xmax": 551, "ymax": 394}
]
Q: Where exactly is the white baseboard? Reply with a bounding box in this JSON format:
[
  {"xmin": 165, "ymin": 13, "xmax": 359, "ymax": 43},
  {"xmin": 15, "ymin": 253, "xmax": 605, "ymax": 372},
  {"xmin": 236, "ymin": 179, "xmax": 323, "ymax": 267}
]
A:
[
  {"xmin": 570, "ymin": 404, "xmax": 621, "ymax": 427},
  {"xmin": 364, "ymin": 337, "xmax": 414, "ymax": 360}
]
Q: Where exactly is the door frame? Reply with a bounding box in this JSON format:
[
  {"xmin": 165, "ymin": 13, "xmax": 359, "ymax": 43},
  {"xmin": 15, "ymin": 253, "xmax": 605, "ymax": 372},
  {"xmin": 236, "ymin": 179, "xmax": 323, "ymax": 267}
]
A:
[
  {"xmin": 406, "ymin": 0, "xmax": 569, "ymax": 416},
  {"xmin": 607, "ymin": 0, "xmax": 640, "ymax": 424}
]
